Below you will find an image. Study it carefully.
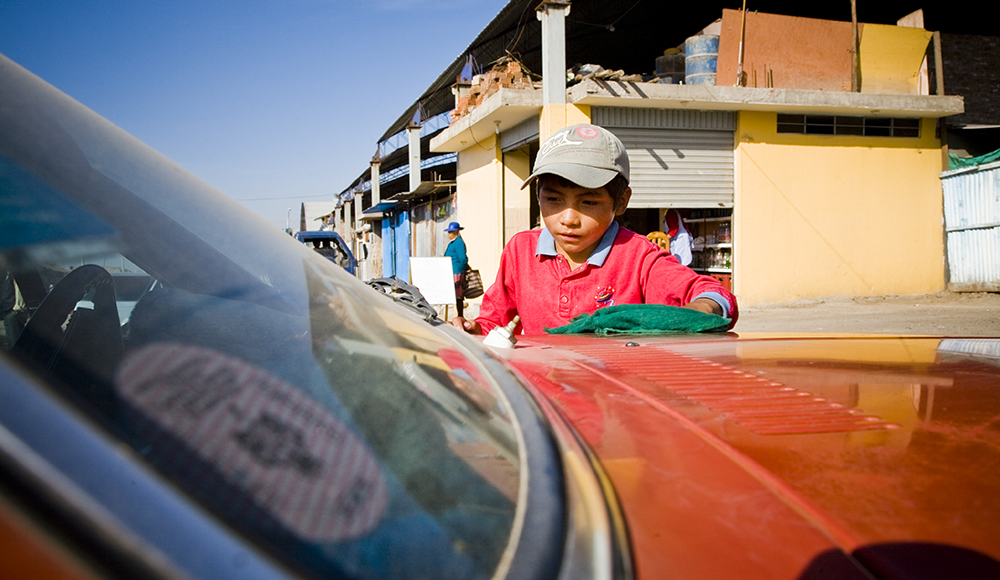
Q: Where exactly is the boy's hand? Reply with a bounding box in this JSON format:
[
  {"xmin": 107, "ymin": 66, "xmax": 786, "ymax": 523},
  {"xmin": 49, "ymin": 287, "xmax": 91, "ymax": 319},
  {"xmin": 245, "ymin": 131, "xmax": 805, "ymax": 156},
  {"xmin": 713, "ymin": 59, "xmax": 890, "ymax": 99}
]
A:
[
  {"xmin": 450, "ymin": 316, "xmax": 482, "ymax": 335},
  {"xmin": 684, "ymin": 298, "xmax": 723, "ymax": 317}
]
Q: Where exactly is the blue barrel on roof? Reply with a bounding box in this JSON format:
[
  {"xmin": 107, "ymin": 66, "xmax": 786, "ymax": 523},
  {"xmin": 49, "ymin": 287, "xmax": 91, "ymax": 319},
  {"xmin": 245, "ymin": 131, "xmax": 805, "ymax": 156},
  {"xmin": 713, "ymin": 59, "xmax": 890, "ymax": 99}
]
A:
[{"xmin": 685, "ymin": 34, "xmax": 719, "ymax": 85}]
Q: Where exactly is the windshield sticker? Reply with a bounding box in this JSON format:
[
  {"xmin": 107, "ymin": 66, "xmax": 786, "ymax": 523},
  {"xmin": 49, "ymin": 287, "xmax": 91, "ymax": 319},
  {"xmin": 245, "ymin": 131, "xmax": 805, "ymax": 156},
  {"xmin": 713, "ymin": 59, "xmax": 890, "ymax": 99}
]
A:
[{"xmin": 115, "ymin": 342, "xmax": 388, "ymax": 542}]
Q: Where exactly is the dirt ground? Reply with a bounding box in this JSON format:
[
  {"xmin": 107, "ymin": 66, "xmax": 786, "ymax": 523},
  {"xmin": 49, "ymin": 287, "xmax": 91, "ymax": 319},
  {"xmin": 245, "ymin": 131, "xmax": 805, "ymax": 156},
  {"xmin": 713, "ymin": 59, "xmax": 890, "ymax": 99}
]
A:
[
  {"xmin": 735, "ymin": 291, "xmax": 1000, "ymax": 336},
  {"xmin": 455, "ymin": 291, "xmax": 999, "ymax": 336}
]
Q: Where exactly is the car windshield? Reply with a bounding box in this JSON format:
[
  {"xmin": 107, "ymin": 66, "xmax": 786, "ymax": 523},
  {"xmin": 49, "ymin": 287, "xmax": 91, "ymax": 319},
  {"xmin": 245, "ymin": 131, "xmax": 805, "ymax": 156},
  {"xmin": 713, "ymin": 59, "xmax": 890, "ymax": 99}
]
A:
[{"xmin": 1, "ymin": 56, "xmax": 521, "ymax": 579}]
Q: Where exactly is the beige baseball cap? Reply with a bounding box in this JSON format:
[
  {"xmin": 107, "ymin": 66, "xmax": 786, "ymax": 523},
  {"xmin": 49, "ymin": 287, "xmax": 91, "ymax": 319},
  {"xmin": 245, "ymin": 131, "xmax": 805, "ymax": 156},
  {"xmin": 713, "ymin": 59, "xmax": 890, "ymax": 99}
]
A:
[{"xmin": 522, "ymin": 123, "xmax": 629, "ymax": 189}]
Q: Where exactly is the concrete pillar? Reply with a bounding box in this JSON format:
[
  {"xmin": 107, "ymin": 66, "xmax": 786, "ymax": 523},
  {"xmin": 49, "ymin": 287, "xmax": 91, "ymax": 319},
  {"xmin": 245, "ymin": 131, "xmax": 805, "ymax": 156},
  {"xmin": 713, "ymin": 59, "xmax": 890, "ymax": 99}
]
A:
[
  {"xmin": 347, "ymin": 200, "xmax": 354, "ymax": 236},
  {"xmin": 537, "ymin": 0, "xmax": 571, "ymax": 140},
  {"xmin": 369, "ymin": 156, "xmax": 383, "ymax": 278},
  {"xmin": 371, "ymin": 156, "xmax": 381, "ymax": 206},
  {"xmin": 408, "ymin": 123, "xmax": 421, "ymax": 193},
  {"xmin": 538, "ymin": 1, "xmax": 568, "ymax": 107}
]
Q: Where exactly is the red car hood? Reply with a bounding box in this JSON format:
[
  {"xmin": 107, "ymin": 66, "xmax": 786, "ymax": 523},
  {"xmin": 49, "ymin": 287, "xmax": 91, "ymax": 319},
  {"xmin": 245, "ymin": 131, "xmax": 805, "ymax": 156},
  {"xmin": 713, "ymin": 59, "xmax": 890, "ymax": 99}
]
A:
[{"xmin": 503, "ymin": 334, "xmax": 1000, "ymax": 580}]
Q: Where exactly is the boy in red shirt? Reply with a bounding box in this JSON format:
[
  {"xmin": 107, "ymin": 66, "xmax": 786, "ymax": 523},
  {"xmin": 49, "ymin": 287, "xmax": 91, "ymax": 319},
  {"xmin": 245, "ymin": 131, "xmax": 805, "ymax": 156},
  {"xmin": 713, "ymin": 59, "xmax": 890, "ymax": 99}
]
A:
[{"xmin": 452, "ymin": 123, "xmax": 737, "ymax": 335}]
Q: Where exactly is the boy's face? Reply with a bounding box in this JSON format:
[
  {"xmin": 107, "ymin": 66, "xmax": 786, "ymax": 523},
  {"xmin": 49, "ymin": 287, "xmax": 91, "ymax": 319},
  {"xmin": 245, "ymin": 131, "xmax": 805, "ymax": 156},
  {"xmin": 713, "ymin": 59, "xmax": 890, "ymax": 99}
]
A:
[{"xmin": 538, "ymin": 176, "xmax": 631, "ymax": 267}]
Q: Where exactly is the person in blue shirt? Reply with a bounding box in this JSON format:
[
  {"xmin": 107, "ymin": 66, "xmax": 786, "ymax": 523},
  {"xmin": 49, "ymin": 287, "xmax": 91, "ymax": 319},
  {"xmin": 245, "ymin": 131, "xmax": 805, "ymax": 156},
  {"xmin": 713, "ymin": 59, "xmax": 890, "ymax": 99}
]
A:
[{"xmin": 443, "ymin": 222, "xmax": 469, "ymax": 317}]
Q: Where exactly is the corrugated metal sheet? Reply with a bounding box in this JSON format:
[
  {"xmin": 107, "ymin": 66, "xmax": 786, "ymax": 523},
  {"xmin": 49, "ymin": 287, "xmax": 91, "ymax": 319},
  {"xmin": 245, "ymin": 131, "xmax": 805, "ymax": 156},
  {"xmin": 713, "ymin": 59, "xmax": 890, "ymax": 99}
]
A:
[
  {"xmin": 592, "ymin": 108, "xmax": 735, "ymax": 208},
  {"xmin": 593, "ymin": 107, "xmax": 736, "ymax": 131},
  {"xmin": 941, "ymin": 161, "xmax": 1000, "ymax": 291},
  {"xmin": 500, "ymin": 116, "xmax": 539, "ymax": 152},
  {"xmin": 611, "ymin": 127, "xmax": 735, "ymax": 208},
  {"xmin": 410, "ymin": 196, "xmax": 456, "ymax": 258}
]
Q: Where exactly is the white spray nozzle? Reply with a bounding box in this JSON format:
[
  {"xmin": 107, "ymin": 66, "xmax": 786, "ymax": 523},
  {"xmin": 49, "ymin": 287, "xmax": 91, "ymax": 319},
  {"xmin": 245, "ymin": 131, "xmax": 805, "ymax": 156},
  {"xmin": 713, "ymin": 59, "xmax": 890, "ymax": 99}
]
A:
[{"xmin": 483, "ymin": 315, "xmax": 520, "ymax": 349}]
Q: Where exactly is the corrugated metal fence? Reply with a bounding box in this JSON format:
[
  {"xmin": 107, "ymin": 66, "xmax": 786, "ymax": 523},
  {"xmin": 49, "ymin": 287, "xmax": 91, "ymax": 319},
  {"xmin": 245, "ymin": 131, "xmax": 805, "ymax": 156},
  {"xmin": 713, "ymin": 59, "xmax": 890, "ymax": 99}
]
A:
[{"xmin": 941, "ymin": 161, "xmax": 1000, "ymax": 291}]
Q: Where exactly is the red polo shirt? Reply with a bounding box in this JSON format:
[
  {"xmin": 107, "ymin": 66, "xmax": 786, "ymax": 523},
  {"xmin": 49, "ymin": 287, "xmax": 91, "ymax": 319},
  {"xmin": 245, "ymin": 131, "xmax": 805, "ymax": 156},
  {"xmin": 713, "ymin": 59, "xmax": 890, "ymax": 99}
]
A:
[{"xmin": 476, "ymin": 223, "xmax": 738, "ymax": 335}]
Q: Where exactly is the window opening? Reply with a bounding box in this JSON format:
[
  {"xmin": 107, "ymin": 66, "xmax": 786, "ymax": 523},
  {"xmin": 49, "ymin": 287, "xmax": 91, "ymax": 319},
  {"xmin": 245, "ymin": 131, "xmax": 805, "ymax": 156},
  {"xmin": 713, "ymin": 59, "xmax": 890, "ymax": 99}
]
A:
[{"xmin": 777, "ymin": 114, "xmax": 919, "ymax": 137}]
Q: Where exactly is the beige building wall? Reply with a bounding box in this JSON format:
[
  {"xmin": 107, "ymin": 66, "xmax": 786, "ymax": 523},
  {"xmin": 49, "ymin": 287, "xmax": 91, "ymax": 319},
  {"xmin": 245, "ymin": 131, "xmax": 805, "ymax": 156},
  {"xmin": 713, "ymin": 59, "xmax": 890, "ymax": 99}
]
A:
[
  {"xmin": 502, "ymin": 147, "xmax": 532, "ymax": 241},
  {"xmin": 735, "ymin": 111, "xmax": 945, "ymax": 305},
  {"xmin": 456, "ymin": 133, "xmax": 503, "ymax": 299}
]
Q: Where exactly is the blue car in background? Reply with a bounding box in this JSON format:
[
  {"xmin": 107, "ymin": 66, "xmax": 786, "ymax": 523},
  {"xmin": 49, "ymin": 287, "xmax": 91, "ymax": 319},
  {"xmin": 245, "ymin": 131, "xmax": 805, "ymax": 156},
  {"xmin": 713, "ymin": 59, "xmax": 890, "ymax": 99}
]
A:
[{"xmin": 293, "ymin": 230, "xmax": 357, "ymax": 275}]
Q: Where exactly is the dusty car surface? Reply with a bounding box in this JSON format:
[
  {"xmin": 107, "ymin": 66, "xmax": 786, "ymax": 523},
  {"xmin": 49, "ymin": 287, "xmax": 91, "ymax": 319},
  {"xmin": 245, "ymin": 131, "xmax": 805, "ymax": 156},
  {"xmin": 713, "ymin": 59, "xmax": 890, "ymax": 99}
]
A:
[
  {"xmin": 504, "ymin": 334, "xmax": 1000, "ymax": 579},
  {"xmin": 2, "ymin": 51, "xmax": 1000, "ymax": 580}
]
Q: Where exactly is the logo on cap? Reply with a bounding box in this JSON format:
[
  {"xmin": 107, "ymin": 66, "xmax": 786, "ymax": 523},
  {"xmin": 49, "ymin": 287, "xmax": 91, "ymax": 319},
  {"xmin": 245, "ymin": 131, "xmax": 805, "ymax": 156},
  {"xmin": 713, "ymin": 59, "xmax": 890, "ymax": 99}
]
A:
[
  {"xmin": 537, "ymin": 128, "xmax": 580, "ymax": 159},
  {"xmin": 576, "ymin": 126, "xmax": 600, "ymax": 139}
]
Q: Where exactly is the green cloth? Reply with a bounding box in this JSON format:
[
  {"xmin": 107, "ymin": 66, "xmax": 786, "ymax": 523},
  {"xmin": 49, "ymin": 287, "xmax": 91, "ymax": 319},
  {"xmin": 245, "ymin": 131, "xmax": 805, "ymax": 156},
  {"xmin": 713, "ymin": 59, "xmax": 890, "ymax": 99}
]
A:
[
  {"xmin": 545, "ymin": 304, "xmax": 731, "ymax": 335},
  {"xmin": 949, "ymin": 148, "xmax": 1000, "ymax": 170}
]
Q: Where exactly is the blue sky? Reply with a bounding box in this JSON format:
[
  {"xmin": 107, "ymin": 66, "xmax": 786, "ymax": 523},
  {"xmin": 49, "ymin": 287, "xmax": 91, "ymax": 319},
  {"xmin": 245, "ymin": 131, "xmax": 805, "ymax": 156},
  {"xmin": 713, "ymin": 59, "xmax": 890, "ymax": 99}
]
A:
[{"xmin": 0, "ymin": 0, "xmax": 508, "ymax": 229}]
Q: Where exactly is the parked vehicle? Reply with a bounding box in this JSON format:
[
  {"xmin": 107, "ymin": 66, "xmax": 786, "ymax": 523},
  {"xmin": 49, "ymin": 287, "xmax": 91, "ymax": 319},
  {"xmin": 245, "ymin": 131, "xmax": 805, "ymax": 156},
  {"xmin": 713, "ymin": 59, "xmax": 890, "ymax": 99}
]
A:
[
  {"xmin": 293, "ymin": 230, "xmax": 357, "ymax": 275},
  {"xmin": 2, "ymin": 52, "xmax": 999, "ymax": 580}
]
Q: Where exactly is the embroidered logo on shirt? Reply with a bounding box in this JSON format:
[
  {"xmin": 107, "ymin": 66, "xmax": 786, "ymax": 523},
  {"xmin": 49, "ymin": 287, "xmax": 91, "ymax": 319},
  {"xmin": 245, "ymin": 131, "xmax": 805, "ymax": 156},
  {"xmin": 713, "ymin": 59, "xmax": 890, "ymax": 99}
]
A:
[{"xmin": 595, "ymin": 286, "xmax": 615, "ymax": 307}]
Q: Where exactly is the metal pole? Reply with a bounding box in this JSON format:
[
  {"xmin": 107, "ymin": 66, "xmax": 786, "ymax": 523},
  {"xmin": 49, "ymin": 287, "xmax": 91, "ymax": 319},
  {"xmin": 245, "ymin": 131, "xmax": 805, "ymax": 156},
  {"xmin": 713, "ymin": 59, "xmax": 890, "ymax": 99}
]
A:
[
  {"xmin": 850, "ymin": 0, "xmax": 861, "ymax": 92},
  {"xmin": 933, "ymin": 30, "xmax": 944, "ymax": 95},
  {"xmin": 735, "ymin": 0, "xmax": 747, "ymax": 86}
]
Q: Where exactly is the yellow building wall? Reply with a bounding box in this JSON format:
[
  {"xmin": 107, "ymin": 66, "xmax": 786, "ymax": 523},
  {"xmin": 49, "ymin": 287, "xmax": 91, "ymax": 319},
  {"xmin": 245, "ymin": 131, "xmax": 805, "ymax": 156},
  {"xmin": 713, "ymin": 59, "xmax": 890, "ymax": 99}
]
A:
[
  {"xmin": 456, "ymin": 133, "xmax": 503, "ymax": 300},
  {"xmin": 503, "ymin": 147, "xmax": 532, "ymax": 241},
  {"xmin": 735, "ymin": 111, "xmax": 945, "ymax": 306},
  {"xmin": 859, "ymin": 24, "xmax": 932, "ymax": 95},
  {"xmin": 539, "ymin": 103, "xmax": 591, "ymax": 141}
]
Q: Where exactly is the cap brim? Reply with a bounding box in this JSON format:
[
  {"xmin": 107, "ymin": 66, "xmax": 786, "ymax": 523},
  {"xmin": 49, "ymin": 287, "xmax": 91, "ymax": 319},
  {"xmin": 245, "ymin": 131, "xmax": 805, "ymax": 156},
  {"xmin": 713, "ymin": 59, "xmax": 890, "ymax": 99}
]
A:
[{"xmin": 521, "ymin": 163, "xmax": 620, "ymax": 190}]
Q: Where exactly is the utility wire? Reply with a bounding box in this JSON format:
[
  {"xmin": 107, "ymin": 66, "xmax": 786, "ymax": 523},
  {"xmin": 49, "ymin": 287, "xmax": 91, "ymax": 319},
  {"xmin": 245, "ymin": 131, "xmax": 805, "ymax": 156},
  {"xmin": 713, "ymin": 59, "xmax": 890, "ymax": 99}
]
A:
[
  {"xmin": 239, "ymin": 192, "xmax": 334, "ymax": 202},
  {"xmin": 505, "ymin": 0, "xmax": 537, "ymax": 54},
  {"xmin": 570, "ymin": 0, "xmax": 644, "ymax": 32}
]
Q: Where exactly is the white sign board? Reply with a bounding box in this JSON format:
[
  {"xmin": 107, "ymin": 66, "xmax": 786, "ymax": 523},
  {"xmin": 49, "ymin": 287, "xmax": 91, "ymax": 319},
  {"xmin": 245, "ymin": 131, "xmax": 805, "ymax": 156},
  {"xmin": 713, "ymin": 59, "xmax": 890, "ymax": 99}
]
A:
[{"xmin": 409, "ymin": 257, "xmax": 455, "ymax": 305}]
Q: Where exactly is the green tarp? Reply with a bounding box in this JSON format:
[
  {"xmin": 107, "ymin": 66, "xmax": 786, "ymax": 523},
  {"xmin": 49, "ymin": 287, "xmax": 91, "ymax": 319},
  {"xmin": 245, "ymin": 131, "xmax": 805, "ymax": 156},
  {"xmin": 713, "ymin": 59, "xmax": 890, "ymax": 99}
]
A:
[{"xmin": 949, "ymin": 147, "xmax": 1000, "ymax": 170}]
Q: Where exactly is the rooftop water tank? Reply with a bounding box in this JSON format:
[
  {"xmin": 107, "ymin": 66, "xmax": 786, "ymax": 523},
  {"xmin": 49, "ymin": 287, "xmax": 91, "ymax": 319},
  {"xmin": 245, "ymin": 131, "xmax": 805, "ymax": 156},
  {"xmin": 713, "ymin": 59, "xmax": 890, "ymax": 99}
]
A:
[{"xmin": 684, "ymin": 35, "xmax": 719, "ymax": 86}]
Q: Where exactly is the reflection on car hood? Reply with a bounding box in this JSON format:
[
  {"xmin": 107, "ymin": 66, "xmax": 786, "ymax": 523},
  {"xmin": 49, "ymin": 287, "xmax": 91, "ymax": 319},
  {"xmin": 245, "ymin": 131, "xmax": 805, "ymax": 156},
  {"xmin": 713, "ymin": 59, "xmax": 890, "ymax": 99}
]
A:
[{"xmin": 505, "ymin": 334, "xmax": 1000, "ymax": 580}]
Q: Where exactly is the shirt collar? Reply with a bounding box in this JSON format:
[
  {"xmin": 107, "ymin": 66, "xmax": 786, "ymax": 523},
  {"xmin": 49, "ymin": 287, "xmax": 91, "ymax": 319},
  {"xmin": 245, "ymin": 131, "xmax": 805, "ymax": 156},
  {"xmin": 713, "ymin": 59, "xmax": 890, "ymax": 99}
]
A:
[{"xmin": 536, "ymin": 221, "xmax": 619, "ymax": 267}]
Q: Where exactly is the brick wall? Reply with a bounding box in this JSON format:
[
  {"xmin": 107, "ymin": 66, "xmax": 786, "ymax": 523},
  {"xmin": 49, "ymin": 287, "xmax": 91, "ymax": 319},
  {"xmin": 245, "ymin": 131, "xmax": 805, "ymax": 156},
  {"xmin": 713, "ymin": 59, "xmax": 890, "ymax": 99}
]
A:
[
  {"xmin": 939, "ymin": 33, "xmax": 1000, "ymax": 126},
  {"xmin": 450, "ymin": 60, "xmax": 536, "ymax": 124}
]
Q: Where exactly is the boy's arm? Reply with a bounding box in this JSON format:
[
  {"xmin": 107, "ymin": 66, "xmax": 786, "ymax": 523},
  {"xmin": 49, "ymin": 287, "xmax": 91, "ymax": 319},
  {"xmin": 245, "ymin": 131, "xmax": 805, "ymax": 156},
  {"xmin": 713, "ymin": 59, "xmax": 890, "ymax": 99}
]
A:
[
  {"xmin": 645, "ymin": 253, "xmax": 739, "ymax": 325},
  {"xmin": 684, "ymin": 296, "xmax": 724, "ymax": 316},
  {"xmin": 475, "ymin": 239, "xmax": 527, "ymax": 334},
  {"xmin": 474, "ymin": 272, "xmax": 514, "ymax": 335},
  {"xmin": 451, "ymin": 240, "xmax": 518, "ymax": 335}
]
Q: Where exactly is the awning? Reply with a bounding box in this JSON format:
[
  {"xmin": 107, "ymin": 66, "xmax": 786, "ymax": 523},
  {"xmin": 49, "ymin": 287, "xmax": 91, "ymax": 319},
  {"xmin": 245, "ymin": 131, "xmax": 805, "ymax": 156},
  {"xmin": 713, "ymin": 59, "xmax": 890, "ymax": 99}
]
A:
[{"xmin": 360, "ymin": 201, "xmax": 397, "ymax": 221}]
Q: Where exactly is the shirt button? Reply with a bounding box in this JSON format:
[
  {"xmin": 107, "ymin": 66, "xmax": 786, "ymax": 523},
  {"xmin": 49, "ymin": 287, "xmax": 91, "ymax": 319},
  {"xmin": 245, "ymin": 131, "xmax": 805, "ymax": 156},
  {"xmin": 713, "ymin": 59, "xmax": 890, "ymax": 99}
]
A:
[{"xmin": 560, "ymin": 296, "xmax": 568, "ymax": 304}]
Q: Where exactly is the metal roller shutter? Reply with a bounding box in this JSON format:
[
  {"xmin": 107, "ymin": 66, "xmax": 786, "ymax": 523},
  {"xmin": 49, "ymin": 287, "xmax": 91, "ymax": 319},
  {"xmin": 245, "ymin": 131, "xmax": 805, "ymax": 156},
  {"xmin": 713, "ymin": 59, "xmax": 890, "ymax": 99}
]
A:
[
  {"xmin": 500, "ymin": 116, "xmax": 539, "ymax": 152},
  {"xmin": 593, "ymin": 108, "xmax": 735, "ymax": 208}
]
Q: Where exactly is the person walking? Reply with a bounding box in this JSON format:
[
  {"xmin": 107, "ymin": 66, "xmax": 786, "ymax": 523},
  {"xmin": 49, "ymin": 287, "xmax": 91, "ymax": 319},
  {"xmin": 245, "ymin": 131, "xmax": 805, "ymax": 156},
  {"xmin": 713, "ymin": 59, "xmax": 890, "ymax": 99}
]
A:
[{"xmin": 443, "ymin": 222, "xmax": 469, "ymax": 317}]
